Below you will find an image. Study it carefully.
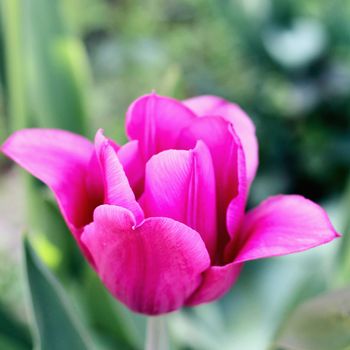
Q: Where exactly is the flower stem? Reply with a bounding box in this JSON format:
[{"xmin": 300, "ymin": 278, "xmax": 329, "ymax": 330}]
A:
[
  {"xmin": 145, "ymin": 316, "xmax": 169, "ymax": 350},
  {"xmin": 336, "ymin": 177, "xmax": 350, "ymax": 286}
]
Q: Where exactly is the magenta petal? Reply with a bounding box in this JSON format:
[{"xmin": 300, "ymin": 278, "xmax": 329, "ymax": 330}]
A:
[
  {"xmin": 94, "ymin": 130, "xmax": 144, "ymax": 223},
  {"xmin": 231, "ymin": 195, "xmax": 340, "ymax": 263},
  {"xmin": 117, "ymin": 140, "xmax": 145, "ymax": 197},
  {"xmin": 81, "ymin": 205, "xmax": 210, "ymax": 315},
  {"xmin": 183, "ymin": 95, "xmax": 226, "ymax": 116},
  {"xmin": 178, "ymin": 117, "xmax": 247, "ymax": 245},
  {"xmin": 225, "ymin": 130, "xmax": 248, "ymax": 241},
  {"xmin": 1, "ymin": 128, "xmax": 94, "ymax": 230},
  {"xmin": 141, "ymin": 141, "xmax": 217, "ymax": 258},
  {"xmin": 186, "ymin": 262, "xmax": 242, "ymax": 306},
  {"xmin": 126, "ymin": 92, "xmax": 196, "ymax": 160},
  {"xmin": 183, "ymin": 95, "xmax": 258, "ymax": 184}
]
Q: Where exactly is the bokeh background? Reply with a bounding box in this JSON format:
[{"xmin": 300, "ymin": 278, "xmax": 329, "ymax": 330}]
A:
[{"xmin": 0, "ymin": 0, "xmax": 350, "ymax": 349}]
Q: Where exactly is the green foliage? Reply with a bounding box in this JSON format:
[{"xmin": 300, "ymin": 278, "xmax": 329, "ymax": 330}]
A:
[
  {"xmin": 0, "ymin": 303, "xmax": 32, "ymax": 350},
  {"xmin": 336, "ymin": 180, "xmax": 350, "ymax": 286},
  {"xmin": 272, "ymin": 288, "xmax": 350, "ymax": 350},
  {"xmin": 23, "ymin": 237, "xmax": 93, "ymax": 350},
  {"xmin": 170, "ymin": 245, "xmax": 334, "ymax": 350},
  {"xmin": 0, "ymin": 0, "xmax": 90, "ymax": 134},
  {"xmin": 0, "ymin": 0, "xmax": 27, "ymax": 131},
  {"xmin": 24, "ymin": 0, "xmax": 90, "ymax": 133},
  {"xmin": 77, "ymin": 269, "xmax": 145, "ymax": 350}
]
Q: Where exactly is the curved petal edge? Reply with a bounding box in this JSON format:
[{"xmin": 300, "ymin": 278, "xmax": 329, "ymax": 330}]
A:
[
  {"xmin": 229, "ymin": 195, "xmax": 340, "ymax": 264},
  {"xmin": 1, "ymin": 128, "xmax": 94, "ymax": 230},
  {"xmin": 185, "ymin": 262, "xmax": 243, "ymax": 306},
  {"xmin": 81, "ymin": 205, "xmax": 211, "ymax": 315}
]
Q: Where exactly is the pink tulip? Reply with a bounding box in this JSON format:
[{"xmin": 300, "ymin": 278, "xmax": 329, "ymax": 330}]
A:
[{"xmin": 1, "ymin": 93, "xmax": 339, "ymax": 315}]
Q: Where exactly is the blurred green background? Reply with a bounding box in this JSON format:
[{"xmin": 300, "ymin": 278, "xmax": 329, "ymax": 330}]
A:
[{"xmin": 0, "ymin": 0, "xmax": 349, "ymax": 349}]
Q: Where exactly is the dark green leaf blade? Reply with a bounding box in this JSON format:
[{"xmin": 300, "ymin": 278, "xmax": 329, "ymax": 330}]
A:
[
  {"xmin": 0, "ymin": 302, "xmax": 32, "ymax": 350},
  {"xmin": 23, "ymin": 237, "xmax": 93, "ymax": 350}
]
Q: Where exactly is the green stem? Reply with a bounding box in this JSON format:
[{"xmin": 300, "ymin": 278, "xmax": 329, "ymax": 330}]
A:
[
  {"xmin": 335, "ymin": 177, "xmax": 350, "ymax": 287},
  {"xmin": 0, "ymin": 0, "xmax": 28, "ymax": 131},
  {"xmin": 145, "ymin": 316, "xmax": 169, "ymax": 350}
]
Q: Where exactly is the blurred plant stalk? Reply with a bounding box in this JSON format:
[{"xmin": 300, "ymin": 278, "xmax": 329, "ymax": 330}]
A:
[
  {"xmin": 1, "ymin": 0, "xmax": 91, "ymax": 132},
  {"xmin": 0, "ymin": 0, "xmax": 92, "ymax": 273},
  {"xmin": 145, "ymin": 316, "xmax": 169, "ymax": 350},
  {"xmin": 336, "ymin": 177, "xmax": 350, "ymax": 286},
  {"xmin": 1, "ymin": 0, "xmax": 27, "ymax": 131}
]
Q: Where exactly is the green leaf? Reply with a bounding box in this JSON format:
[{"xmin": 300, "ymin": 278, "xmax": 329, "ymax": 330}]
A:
[
  {"xmin": 0, "ymin": 302, "xmax": 32, "ymax": 350},
  {"xmin": 0, "ymin": 0, "xmax": 28, "ymax": 131},
  {"xmin": 0, "ymin": 0, "xmax": 90, "ymax": 133},
  {"xmin": 272, "ymin": 288, "xmax": 350, "ymax": 350},
  {"xmin": 23, "ymin": 236, "xmax": 93, "ymax": 350},
  {"xmin": 77, "ymin": 268, "xmax": 145, "ymax": 350},
  {"xmin": 335, "ymin": 178, "xmax": 350, "ymax": 286},
  {"xmin": 24, "ymin": 0, "xmax": 90, "ymax": 134},
  {"xmin": 0, "ymin": 335, "xmax": 27, "ymax": 350}
]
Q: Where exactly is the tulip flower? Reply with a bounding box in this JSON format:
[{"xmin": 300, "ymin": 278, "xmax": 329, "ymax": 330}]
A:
[{"xmin": 1, "ymin": 93, "xmax": 339, "ymax": 315}]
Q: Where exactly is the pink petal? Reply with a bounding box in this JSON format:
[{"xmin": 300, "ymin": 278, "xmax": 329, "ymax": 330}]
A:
[
  {"xmin": 225, "ymin": 129, "xmax": 248, "ymax": 242},
  {"xmin": 126, "ymin": 92, "xmax": 196, "ymax": 160},
  {"xmin": 85, "ymin": 152, "xmax": 104, "ymax": 208},
  {"xmin": 140, "ymin": 141, "xmax": 217, "ymax": 258},
  {"xmin": 183, "ymin": 95, "xmax": 258, "ymax": 184},
  {"xmin": 81, "ymin": 205, "xmax": 210, "ymax": 315},
  {"xmin": 177, "ymin": 117, "xmax": 248, "ymax": 251},
  {"xmin": 183, "ymin": 95, "xmax": 226, "ymax": 116},
  {"xmin": 229, "ymin": 195, "xmax": 340, "ymax": 263},
  {"xmin": 186, "ymin": 262, "xmax": 242, "ymax": 306},
  {"xmin": 94, "ymin": 130, "xmax": 144, "ymax": 223},
  {"xmin": 117, "ymin": 140, "xmax": 145, "ymax": 197},
  {"xmin": 1, "ymin": 129, "xmax": 95, "ymax": 230}
]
